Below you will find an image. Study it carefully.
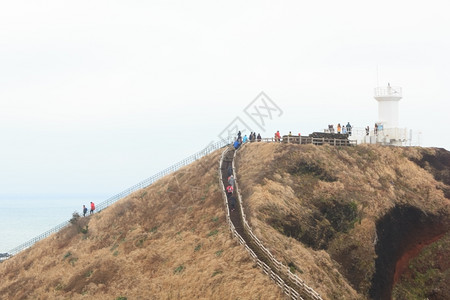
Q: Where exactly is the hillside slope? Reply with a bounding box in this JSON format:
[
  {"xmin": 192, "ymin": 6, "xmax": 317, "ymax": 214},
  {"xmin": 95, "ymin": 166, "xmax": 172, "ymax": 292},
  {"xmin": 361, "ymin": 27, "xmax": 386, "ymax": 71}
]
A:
[
  {"xmin": 0, "ymin": 149, "xmax": 284, "ymax": 299},
  {"xmin": 235, "ymin": 143, "xmax": 450, "ymax": 300},
  {"xmin": 2, "ymin": 143, "xmax": 448, "ymax": 300}
]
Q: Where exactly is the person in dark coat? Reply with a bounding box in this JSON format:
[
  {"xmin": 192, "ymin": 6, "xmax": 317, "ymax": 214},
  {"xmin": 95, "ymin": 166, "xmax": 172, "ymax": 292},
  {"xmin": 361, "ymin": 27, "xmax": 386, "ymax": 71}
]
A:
[
  {"xmin": 83, "ymin": 205, "xmax": 88, "ymax": 217},
  {"xmin": 346, "ymin": 122, "xmax": 352, "ymax": 135},
  {"xmin": 229, "ymin": 196, "xmax": 236, "ymax": 211}
]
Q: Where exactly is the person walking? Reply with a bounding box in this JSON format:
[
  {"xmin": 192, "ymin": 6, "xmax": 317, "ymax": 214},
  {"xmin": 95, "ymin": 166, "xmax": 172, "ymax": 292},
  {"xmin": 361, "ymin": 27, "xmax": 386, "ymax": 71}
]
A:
[
  {"xmin": 229, "ymin": 196, "xmax": 236, "ymax": 211},
  {"xmin": 83, "ymin": 205, "xmax": 88, "ymax": 217},
  {"xmin": 233, "ymin": 138, "xmax": 240, "ymax": 149},
  {"xmin": 90, "ymin": 202, "xmax": 95, "ymax": 215},
  {"xmin": 226, "ymin": 185, "xmax": 233, "ymax": 198},
  {"xmin": 228, "ymin": 174, "xmax": 235, "ymax": 187}
]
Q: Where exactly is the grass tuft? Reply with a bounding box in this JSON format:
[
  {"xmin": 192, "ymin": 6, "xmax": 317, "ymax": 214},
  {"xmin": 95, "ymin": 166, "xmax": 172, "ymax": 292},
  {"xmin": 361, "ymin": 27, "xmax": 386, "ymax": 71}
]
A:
[
  {"xmin": 207, "ymin": 229, "xmax": 219, "ymax": 237},
  {"xmin": 173, "ymin": 265, "xmax": 185, "ymax": 274}
]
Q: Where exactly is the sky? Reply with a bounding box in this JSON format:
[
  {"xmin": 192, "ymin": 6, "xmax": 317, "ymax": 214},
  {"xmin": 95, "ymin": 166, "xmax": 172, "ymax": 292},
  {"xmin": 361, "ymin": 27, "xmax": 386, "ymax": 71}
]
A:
[{"xmin": 1, "ymin": 0, "xmax": 449, "ymax": 199}]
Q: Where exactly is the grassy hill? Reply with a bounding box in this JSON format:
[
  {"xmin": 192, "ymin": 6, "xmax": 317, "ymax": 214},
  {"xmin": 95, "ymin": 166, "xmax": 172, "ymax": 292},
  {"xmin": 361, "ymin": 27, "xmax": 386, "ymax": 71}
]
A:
[
  {"xmin": 0, "ymin": 150, "xmax": 283, "ymax": 299},
  {"xmin": 1, "ymin": 143, "xmax": 448, "ymax": 300},
  {"xmin": 235, "ymin": 143, "xmax": 449, "ymax": 299}
]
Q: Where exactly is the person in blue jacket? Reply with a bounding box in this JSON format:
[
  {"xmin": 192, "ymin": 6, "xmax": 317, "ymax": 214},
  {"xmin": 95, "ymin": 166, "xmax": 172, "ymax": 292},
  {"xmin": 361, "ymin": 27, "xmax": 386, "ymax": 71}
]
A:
[
  {"xmin": 233, "ymin": 139, "xmax": 240, "ymax": 149},
  {"xmin": 243, "ymin": 135, "xmax": 248, "ymax": 143}
]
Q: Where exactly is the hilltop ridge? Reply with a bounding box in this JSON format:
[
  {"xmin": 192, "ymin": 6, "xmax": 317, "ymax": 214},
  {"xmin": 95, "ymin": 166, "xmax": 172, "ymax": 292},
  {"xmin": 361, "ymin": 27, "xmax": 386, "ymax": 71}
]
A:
[{"xmin": 0, "ymin": 143, "xmax": 449, "ymax": 299}]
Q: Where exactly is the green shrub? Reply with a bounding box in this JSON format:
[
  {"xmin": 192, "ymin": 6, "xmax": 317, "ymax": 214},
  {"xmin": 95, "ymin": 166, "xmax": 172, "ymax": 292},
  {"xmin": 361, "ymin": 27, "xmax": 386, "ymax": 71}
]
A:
[
  {"xmin": 69, "ymin": 212, "xmax": 80, "ymax": 225},
  {"xmin": 174, "ymin": 265, "xmax": 185, "ymax": 274},
  {"xmin": 207, "ymin": 229, "xmax": 218, "ymax": 237},
  {"xmin": 69, "ymin": 257, "xmax": 78, "ymax": 266},
  {"xmin": 80, "ymin": 225, "xmax": 88, "ymax": 234}
]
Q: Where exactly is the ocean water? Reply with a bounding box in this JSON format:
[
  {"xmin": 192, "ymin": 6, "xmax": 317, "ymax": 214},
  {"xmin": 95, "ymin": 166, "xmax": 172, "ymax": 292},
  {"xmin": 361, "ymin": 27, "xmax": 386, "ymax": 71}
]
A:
[{"xmin": 0, "ymin": 196, "xmax": 103, "ymax": 253}]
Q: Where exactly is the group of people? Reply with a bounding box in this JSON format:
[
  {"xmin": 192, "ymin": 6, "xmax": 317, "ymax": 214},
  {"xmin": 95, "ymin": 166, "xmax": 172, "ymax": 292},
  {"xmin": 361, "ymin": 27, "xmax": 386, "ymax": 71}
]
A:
[
  {"xmin": 365, "ymin": 123, "xmax": 383, "ymax": 135},
  {"xmin": 235, "ymin": 130, "xmax": 306, "ymax": 146},
  {"xmin": 233, "ymin": 131, "xmax": 262, "ymax": 149},
  {"xmin": 328, "ymin": 122, "xmax": 352, "ymax": 135},
  {"xmin": 82, "ymin": 202, "xmax": 96, "ymax": 217}
]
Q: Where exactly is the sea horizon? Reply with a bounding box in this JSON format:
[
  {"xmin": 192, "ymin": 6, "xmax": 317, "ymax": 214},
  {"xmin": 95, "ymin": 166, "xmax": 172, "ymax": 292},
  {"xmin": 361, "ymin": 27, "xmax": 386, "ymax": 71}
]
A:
[{"xmin": 0, "ymin": 195, "xmax": 109, "ymax": 253}]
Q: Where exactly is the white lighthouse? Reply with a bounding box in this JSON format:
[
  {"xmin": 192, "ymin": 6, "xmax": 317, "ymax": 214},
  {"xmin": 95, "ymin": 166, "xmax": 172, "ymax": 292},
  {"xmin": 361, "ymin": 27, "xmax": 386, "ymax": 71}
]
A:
[
  {"xmin": 371, "ymin": 83, "xmax": 407, "ymax": 145},
  {"xmin": 374, "ymin": 83, "xmax": 402, "ymax": 128}
]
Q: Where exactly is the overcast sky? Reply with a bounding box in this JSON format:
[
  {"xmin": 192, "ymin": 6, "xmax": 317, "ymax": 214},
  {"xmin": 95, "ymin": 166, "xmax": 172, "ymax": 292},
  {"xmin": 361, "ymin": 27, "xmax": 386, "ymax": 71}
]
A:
[{"xmin": 1, "ymin": 0, "xmax": 449, "ymax": 199}]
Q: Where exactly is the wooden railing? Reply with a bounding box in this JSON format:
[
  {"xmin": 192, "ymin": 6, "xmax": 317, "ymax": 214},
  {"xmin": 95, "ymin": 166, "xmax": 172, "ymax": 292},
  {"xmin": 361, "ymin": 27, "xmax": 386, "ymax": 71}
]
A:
[
  {"xmin": 219, "ymin": 147, "xmax": 304, "ymax": 299},
  {"xmin": 257, "ymin": 136, "xmax": 356, "ymax": 146},
  {"xmin": 219, "ymin": 146, "xmax": 323, "ymax": 300}
]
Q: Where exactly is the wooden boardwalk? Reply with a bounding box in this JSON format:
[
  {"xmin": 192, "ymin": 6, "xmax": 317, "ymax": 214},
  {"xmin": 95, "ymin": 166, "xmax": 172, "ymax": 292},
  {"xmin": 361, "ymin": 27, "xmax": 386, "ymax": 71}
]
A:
[{"xmin": 258, "ymin": 136, "xmax": 356, "ymax": 146}]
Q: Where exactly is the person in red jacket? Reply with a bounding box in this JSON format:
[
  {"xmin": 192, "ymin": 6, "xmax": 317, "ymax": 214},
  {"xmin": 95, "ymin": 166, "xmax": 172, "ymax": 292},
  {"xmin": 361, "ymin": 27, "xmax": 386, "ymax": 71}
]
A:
[
  {"xmin": 226, "ymin": 185, "xmax": 233, "ymax": 198},
  {"xmin": 275, "ymin": 131, "xmax": 281, "ymax": 142},
  {"xmin": 90, "ymin": 202, "xmax": 95, "ymax": 215}
]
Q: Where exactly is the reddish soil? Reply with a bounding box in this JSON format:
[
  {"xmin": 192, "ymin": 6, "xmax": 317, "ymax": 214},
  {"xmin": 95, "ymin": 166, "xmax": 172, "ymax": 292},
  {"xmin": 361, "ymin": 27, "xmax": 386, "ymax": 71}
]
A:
[{"xmin": 393, "ymin": 232, "xmax": 445, "ymax": 284}]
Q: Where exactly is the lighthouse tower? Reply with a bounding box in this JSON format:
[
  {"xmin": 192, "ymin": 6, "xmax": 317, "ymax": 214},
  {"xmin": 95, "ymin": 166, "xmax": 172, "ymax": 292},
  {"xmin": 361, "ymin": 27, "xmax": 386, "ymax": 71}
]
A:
[{"xmin": 374, "ymin": 83, "xmax": 402, "ymax": 128}]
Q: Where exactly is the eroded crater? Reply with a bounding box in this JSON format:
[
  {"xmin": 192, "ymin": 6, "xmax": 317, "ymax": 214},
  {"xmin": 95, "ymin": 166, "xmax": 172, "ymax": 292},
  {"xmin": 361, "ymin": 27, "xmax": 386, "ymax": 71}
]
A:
[{"xmin": 369, "ymin": 205, "xmax": 447, "ymax": 300}]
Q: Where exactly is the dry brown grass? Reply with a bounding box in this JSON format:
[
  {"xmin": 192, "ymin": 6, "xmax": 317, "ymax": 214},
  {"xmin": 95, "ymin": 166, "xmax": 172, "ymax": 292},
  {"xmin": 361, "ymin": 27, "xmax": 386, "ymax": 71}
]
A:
[
  {"xmin": 0, "ymin": 149, "xmax": 284, "ymax": 300},
  {"xmin": 3, "ymin": 143, "xmax": 447, "ymax": 300},
  {"xmin": 235, "ymin": 143, "xmax": 450, "ymax": 299}
]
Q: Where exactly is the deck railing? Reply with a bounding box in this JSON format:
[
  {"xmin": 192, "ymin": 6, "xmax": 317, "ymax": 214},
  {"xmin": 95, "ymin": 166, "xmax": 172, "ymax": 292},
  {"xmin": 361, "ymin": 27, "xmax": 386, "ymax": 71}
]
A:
[{"xmin": 258, "ymin": 136, "xmax": 356, "ymax": 146}]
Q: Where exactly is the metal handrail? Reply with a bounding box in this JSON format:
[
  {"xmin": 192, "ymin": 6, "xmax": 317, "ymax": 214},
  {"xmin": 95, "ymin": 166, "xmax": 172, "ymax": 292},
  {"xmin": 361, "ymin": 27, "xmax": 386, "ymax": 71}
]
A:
[
  {"xmin": 5, "ymin": 138, "xmax": 231, "ymax": 258},
  {"xmin": 4, "ymin": 135, "xmax": 352, "ymax": 260}
]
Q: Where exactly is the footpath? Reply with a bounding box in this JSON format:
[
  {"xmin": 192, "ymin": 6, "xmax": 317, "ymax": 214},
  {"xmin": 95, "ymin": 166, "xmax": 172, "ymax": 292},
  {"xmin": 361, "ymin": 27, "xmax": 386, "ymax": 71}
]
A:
[{"xmin": 219, "ymin": 145, "xmax": 322, "ymax": 300}]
